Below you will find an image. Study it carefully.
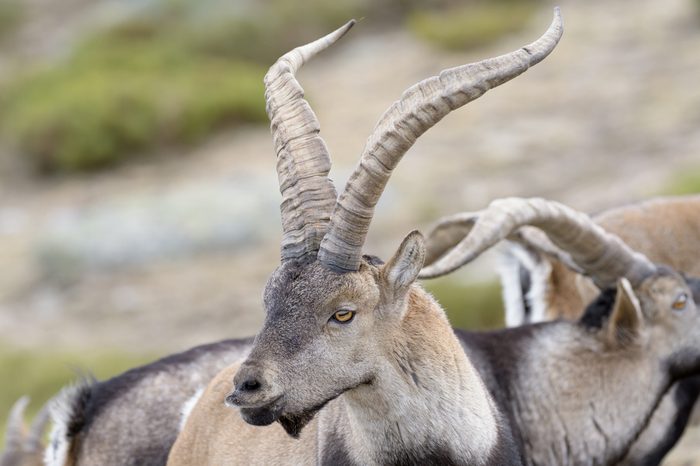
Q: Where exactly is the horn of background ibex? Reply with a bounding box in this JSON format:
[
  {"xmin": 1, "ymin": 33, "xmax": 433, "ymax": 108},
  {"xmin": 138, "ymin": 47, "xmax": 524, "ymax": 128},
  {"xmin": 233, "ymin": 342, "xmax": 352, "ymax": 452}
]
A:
[
  {"xmin": 419, "ymin": 197, "xmax": 657, "ymax": 289},
  {"xmin": 266, "ymin": 20, "xmax": 355, "ymax": 262},
  {"xmin": 317, "ymin": 9, "xmax": 563, "ymax": 273},
  {"xmin": 3, "ymin": 396, "xmax": 29, "ymax": 452},
  {"xmin": 27, "ymin": 402, "xmax": 50, "ymax": 452},
  {"xmin": 423, "ymin": 213, "xmax": 584, "ymax": 273}
]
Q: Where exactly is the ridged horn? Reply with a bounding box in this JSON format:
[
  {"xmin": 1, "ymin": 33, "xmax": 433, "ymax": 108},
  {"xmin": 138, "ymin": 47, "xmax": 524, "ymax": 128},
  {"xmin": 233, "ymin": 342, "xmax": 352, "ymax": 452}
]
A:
[
  {"xmin": 423, "ymin": 213, "xmax": 583, "ymax": 274},
  {"xmin": 318, "ymin": 9, "xmax": 563, "ymax": 273},
  {"xmin": 419, "ymin": 197, "xmax": 657, "ymax": 289},
  {"xmin": 266, "ymin": 20, "xmax": 355, "ymax": 262},
  {"xmin": 3, "ymin": 396, "xmax": 29, "ymax": 452},
  {"xmin": 423, "ymin": 212, "xmax": 479, "ymax": 267}
]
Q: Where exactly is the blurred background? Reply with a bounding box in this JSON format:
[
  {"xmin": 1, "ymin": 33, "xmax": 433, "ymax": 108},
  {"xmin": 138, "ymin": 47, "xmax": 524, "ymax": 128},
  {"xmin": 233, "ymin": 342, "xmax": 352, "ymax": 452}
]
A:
[{"xmin": 1, "ymin": 0, "xmax": 699, "ymax": 461}]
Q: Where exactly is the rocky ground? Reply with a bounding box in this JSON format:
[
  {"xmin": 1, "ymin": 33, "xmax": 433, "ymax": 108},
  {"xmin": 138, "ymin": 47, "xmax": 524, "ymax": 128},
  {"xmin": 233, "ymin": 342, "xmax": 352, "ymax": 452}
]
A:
[{"xmin": 1, "ymin": 0, "xmax": 700, "ymax": 462}]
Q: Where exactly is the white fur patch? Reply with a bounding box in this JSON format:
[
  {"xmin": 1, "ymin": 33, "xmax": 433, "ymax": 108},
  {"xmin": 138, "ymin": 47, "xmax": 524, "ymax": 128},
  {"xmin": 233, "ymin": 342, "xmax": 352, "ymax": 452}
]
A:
[
  {"xmin": 497, "ymin": 245, "xmax": 527, "ymax": 327},
  {"xmin": 497, "ymin": 242, "xmax": 551, "ymax": 326},
  {"xmin": 44, "ymin": 384, "xmax": 85, "ymax": 466},
  {"xmin": 526, "ymin": 255, "xmax": 551, "ymax": 324},
  {"xmin": 179, "ymin": 388, "xmax": 205, "ymax": 432}
]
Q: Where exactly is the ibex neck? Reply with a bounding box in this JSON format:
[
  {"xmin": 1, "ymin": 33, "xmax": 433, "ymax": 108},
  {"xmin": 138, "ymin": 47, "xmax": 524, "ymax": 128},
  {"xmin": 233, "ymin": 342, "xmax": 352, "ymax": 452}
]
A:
[
  {"xmin": 508, "ymin": 323, "xmax": 669, "ymax": 465},
  {"xmin": 318, "ymin": 287, "xmax": 512, "ymax": 465}
]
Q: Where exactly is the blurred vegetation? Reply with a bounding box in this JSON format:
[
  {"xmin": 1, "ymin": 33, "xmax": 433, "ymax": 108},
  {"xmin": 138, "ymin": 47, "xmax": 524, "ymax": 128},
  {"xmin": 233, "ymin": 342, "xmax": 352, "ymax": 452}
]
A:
[
  {"xmin": 0, "ymin": 0, "xmax": 542, "ymax": 173},
  {"xmin": 0, "ymin": 345, "xmax": 154, "ymax": 442},
  {"xmin": 0, "ymin": 15, "xmax": 266, "ymax": 172},
  {"xmin": 408, "ymin": 1, "xmax": 539, "ymax": 51},
  {"xmin": 662, "ymin": 167, "xmax": 700, "ymax": 196},
  {"xmin": 0, "ymin": 0, "xmax": 22, "ymax": 42},
  {"xmin": 423, "ymin": 278, "xmax": 505, "ymax": 330}
]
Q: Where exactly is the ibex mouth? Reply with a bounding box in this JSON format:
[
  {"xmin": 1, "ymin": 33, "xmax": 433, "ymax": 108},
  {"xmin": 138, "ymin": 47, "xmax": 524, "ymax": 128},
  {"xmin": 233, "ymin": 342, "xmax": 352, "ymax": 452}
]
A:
[
  {"xmin": 239, "ymin": 401, "xmax": 285, "ymax": 427},
  {"xmin": 230, "ymin": 394, "xmax": 285, "ymax": 427}
]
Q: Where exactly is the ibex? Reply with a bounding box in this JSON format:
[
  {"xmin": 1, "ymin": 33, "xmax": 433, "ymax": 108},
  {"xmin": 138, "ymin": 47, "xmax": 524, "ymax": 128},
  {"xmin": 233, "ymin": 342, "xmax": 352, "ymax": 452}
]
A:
[
  {"xmin": 1, "ymin": 397, "xmax": 50, "ymax": 466},
  {"xmin": 421, "ymin": 194, "xmax": 700, "ymax": 463},
  {"xmin": 165, "ymin": 14, "xmax": 566, "ymax": 466},
  {"xmin": 421, "ymin": 197, "xmax": 700, "ymax": 465},
  {"xmin": 163, "ymin": 13, "xmax": 700, "ymax": 465}
]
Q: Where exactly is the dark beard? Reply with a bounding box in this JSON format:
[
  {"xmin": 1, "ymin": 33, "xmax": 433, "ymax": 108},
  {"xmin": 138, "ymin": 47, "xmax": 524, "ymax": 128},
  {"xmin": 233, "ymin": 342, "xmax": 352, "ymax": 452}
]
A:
[
  {"xmin": 278, "ymin": 409, "xmax": 319, "ymax": 438},
  {"xmin": 277, "ymin": 377, "xmax": 374, "ymax": 438}
]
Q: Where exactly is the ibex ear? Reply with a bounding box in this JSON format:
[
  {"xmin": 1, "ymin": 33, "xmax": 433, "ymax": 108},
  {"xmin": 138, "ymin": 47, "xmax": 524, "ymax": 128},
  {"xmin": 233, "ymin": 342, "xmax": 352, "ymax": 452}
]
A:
[
  {"xmin": 606, "ymin": 278, "xmax": 644, "ymax": 346},
  {"xmin": 381, "ymin": 231, "xmax": 426, "ymax": 301}
]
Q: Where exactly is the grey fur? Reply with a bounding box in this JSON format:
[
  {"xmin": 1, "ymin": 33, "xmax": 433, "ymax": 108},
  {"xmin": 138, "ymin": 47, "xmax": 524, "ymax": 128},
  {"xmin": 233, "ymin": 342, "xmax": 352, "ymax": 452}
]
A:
[
  {"xmin": 494, "ymin": 196, "xmax": 700, "ymax": 462},
  {"xmin": 46, "ymin": 338, "xmax": 250, "ymax": 466}
]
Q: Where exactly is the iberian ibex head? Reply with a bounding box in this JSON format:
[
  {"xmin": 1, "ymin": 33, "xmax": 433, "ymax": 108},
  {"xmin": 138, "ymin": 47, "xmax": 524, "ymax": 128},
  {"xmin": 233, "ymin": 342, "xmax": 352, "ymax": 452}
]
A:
[{"xmin": 225, "ymin": 12, "xmax": 563, "ymax": 437}]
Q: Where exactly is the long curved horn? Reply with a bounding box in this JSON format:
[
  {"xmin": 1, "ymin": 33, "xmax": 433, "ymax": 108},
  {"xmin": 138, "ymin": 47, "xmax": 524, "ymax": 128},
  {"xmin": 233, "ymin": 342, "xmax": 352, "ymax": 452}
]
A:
[
  {"xmin": 423, "ymin": 212, "xmax": 479, "ymax": 267},
  {"xmin": 266, "ymin": 20, "xmax": 355, "ymax": 262},
  {"xmin": 419, "ymin": 197, "xmax": 657, "ymax": 289},
  {"xmin": 27, "ymin": 401, "xmax": 51, "ymax": 452},
  {"xmin": 423, "ymin": 213, "xmax": 583, "ymax": 273},
  {"xmin": 507, "ymin": 226, "xmax": 584, "ymax": 273},
  {"xmin": 3, "ymin": 396, "xmax": 29, "ymax": 452},
  {"xmin": 318, "ymin": 9, "xmax": 563, "ymax": 273}
]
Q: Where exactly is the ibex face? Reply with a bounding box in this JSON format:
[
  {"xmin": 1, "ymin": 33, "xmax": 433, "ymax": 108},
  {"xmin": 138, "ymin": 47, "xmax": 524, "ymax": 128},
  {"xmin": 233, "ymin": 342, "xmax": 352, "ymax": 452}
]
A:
[
  {"xmin": 227, "ymin": 233, "xmax": 425, "ymax": 436},
  {"xmin": 632, "ymin": 269, "xmax": 700, "ymax": 374}
]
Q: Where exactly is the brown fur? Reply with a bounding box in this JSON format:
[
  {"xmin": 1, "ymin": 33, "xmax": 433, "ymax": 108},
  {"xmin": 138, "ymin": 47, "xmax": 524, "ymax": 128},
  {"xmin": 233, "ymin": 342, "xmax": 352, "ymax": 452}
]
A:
[{"xmin": 168, "ymin": 363, "xmax": 319, "ymax": 465}]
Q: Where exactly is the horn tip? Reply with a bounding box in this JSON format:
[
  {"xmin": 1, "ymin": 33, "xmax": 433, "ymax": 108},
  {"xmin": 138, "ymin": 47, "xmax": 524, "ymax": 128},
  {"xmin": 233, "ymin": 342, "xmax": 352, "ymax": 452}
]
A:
[
  {"xmin": 552, "ymin": 6, "xmax": 563, "ymax": 31},
  {"xmin": 337, "ymin": 19, "xmax": 356, "ymax": 38}
]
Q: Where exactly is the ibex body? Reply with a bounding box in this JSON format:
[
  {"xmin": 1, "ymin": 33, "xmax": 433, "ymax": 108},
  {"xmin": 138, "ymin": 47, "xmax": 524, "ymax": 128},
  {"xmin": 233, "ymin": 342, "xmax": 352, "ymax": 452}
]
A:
[
  {"xmin": 494, "ymin": 195, "xmax": 700, "ymax": 463},
  {"xmin": 422, "ymin": 196, "xmax": 700, "ymax": 464},
  {"xmin": 44, "ymin": 339, "xmax": 250, "ymax": 466}
]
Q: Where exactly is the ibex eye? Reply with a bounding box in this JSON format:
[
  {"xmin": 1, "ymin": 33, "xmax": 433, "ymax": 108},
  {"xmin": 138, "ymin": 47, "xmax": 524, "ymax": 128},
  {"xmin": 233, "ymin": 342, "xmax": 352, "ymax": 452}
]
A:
[
  {"xmin": 672, "ymin": 293, "xmax": 688, "ymax": 311},
  {"xmin": 332, "ymin": 310, "xmax": 355, "ymax": 323}
]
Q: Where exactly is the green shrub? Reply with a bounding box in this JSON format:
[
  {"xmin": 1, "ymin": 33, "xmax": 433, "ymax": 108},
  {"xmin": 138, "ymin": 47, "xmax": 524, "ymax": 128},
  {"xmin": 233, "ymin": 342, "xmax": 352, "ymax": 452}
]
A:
[
  {"xmin": 0, "ymin": 0, "xmax": 381, "ymax": 173},
  {"xmin": 1, "ymin": 43, "xmax": 265, "ymax": 172},
  {"xmin": 422, "ymin": 278, "xmax": 504, "ymax": 330},
  {"xmin": 408, "ymin": 2, "xmax": 539, "ymax": 51},
  {"xmin": 0, "ymin": 346, "xmax": 154, "ymax": 442}
]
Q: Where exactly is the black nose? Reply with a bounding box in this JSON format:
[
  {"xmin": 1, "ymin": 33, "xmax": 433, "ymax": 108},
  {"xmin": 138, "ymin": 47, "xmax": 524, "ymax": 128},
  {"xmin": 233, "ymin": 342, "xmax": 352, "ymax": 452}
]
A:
[
  {"xmin": 233, "ymin": 364, "xmax": 266, "ymax": 394},
  {"xmin": 240, "ymin": 377, "xmax": 261, "ymax": 392}
]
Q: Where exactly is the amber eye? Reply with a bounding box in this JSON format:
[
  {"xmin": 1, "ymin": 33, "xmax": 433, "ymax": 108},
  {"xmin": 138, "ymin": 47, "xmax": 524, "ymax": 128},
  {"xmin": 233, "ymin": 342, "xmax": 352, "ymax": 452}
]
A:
[
  {"xmin": 672, "ymin": 293, "xmax": 688, "ymax": 311},
  {"xmin": 332, "ymin": 310, "xmax": 355, "ymax": 323}
]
